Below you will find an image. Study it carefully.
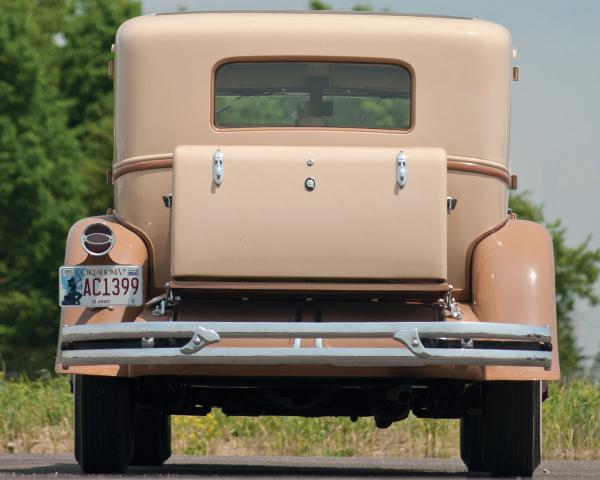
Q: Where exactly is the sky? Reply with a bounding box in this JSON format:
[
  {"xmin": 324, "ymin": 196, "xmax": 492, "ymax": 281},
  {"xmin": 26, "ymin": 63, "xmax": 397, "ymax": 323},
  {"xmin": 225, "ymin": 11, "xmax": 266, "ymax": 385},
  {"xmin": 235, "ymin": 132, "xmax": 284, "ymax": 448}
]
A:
[{"xmin": 143, "ymin": 0, "xmax": 600, "ymax": 361}]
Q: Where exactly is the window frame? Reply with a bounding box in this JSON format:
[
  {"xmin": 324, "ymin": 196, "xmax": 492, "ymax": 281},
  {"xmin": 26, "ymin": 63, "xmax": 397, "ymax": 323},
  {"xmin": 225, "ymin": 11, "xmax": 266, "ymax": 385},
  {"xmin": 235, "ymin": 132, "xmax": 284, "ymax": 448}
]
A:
[{"xmin": 210, "ymin": 57, "xmax": 415, "ymax": 133}]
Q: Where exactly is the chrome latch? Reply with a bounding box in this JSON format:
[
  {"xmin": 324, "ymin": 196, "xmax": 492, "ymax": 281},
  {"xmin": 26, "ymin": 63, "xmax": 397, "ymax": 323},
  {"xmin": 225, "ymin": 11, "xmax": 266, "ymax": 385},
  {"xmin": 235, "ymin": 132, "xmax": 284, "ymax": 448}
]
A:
[
  {"xmin": 396, "ymin": 151, "xmax": 407, "ymax": 188},
  {"xmin": 212, "ymin": 149, "xmax": 224, "ymax": 186},
  {"xmin": 447, "ymin": 196, "xmax": 457, "ymax": 214}
]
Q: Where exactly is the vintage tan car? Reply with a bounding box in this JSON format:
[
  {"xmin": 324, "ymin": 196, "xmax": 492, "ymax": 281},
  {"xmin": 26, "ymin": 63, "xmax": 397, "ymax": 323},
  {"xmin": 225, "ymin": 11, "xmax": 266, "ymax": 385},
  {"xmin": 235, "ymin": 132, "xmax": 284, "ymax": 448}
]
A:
[{"xmin": 56, "ymin": 11, "xmax": 558, "ymax": 476}]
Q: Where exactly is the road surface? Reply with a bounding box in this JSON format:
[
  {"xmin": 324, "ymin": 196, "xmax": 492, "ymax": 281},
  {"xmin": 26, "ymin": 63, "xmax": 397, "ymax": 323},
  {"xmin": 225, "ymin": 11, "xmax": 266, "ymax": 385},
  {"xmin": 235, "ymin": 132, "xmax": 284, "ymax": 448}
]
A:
[{"xmin": 0, "ymin": 454, "xmax": 597, "ymax": 478}]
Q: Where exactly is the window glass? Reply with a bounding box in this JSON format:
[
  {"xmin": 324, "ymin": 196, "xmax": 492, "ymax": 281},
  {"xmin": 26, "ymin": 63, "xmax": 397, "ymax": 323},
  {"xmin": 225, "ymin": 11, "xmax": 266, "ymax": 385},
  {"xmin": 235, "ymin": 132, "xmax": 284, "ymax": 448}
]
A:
[{"xmin": 215, "ymin": 61, "xmax": 411, "ymax": 129}]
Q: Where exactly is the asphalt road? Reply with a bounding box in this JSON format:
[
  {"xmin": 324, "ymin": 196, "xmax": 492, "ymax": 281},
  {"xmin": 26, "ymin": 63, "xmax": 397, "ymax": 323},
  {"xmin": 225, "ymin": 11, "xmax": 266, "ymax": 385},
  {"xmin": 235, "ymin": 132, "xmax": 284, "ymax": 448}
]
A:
[{"xmin": 0, "ymin": 454, "xmax": 597, "ymax": 479}]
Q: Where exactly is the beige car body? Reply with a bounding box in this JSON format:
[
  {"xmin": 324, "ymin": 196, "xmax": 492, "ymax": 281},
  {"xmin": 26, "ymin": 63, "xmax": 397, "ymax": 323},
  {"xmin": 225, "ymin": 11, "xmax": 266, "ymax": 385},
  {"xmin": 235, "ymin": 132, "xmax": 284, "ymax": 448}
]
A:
[{"xmin": 56, "ymin": 11, "xmax": 559, "ymax": 382}]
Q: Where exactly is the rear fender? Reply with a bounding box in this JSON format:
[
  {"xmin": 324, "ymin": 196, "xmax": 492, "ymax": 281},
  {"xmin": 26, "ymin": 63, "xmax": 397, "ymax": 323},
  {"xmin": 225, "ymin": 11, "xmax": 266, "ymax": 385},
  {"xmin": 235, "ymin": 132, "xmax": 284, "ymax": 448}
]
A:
[
  {"xmin": 56, "ymin": 215, "xmax": 149, "ymax": 376},
  {"xmin": 472, "ymin": 219, "xmax": 560, "ymax": 380}
]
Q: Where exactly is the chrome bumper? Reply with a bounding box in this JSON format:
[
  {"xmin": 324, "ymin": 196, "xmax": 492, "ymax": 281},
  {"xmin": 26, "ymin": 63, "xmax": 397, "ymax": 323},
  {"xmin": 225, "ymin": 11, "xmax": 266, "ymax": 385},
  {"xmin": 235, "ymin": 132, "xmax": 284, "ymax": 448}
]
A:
[{"xmin": 59, "ymin": 321, "xmax": 552, "ymax": 370}]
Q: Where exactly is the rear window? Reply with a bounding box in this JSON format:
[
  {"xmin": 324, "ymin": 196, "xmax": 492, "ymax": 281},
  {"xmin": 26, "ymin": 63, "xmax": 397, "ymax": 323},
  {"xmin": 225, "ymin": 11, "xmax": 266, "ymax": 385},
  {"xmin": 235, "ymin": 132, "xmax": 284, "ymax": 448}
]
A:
[{"xmin": 214, "ymin": 61, "xmax": 411, "ymax": 130}]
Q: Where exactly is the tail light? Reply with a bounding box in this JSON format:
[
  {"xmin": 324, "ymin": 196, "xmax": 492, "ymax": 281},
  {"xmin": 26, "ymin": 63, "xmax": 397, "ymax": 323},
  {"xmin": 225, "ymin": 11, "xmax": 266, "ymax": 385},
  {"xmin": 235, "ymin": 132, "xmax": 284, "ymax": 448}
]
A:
[{"xmin": 81, "ymin": 223, "xmax": 115, "ymax": 256}]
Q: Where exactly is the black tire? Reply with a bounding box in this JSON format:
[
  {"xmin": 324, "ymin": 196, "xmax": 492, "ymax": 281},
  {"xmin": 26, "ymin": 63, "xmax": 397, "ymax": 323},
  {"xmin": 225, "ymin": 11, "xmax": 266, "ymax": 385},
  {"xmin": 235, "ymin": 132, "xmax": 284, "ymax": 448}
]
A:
[
  {"xmin": 74, "ymin": 375, "xmax": 133, "ymax": 474},
  {"xmin": 481, "ymin": 381, "xmax": 541, "ymax": 477},
  {"xmin": 460, "ymin": 413, "xmax": 485, "ymax": 472},
  {"xmin": 131, "ymin": 408, "xmax": 172, "ymax": 466},
  {"xmin": 73, "ymin": 377, "xmax": 81, "ymax": 464}
]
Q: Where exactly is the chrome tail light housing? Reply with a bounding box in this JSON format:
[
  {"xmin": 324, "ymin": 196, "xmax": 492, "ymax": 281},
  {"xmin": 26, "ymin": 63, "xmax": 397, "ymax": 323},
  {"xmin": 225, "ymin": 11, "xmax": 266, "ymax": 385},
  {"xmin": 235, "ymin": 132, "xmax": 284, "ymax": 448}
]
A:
[{"xmin": 81, "ymin": 223, "xmax": 115, "ymax": 256}]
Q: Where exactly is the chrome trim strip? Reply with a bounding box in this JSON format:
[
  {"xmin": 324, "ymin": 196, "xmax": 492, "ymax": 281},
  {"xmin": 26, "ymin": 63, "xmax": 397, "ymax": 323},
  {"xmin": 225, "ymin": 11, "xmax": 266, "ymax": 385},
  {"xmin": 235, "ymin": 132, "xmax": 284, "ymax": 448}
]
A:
[
  {"xmin": 114, "ymin": 153, "xmax": 173, "ymax": 169},
  {"xmin": 112, "ymin": 154, "xmax": 508, "ymax": 184},
  {"xmin": 447, "ymin": 155, "xmax": 509, "ymax": 174},
  {"xmin": 113, "ymin": 154, "xmax": 507, "ymax": 175}
]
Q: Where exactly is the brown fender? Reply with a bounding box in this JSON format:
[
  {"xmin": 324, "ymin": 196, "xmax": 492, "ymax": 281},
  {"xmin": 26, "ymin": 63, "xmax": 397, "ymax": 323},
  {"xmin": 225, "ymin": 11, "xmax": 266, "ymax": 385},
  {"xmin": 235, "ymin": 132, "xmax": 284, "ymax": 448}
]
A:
[
  {"xmin": 55, "ymin": 215, "xmax": 148, "ymax": 376},
  {"xmin": 472, "ymin": 219, "xmax": 560, "ymax": 380}
]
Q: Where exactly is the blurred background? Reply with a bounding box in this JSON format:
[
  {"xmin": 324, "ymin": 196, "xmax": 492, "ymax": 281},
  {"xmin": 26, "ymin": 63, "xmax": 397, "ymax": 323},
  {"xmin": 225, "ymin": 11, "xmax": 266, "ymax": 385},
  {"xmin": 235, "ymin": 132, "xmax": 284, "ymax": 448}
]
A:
[{"xmin": 1, "ymin": 0, "xmax": 598, "ymax": 376}]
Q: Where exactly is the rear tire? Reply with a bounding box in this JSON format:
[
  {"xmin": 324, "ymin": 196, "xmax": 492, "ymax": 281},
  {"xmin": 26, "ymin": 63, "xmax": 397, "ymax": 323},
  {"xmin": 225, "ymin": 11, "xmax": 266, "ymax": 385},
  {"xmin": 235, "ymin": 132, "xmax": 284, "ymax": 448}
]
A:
[
  {"xmin": 74, "ymin": 375, "xmax": 133, "ymax": 474},
  {"xmin": 460, "ymin": 413, "xmax": 485, "ymax": 472},
  {"xmin": 131, "ymin": 408, "xmax": 172, "ymax": 466},
  {"xmin": 73, "ymin": 379, "xmax": 81, "ymax": 464},
  {"xmin": 481, "ymin": 381, "xmax": 541, "ymax": 477}
]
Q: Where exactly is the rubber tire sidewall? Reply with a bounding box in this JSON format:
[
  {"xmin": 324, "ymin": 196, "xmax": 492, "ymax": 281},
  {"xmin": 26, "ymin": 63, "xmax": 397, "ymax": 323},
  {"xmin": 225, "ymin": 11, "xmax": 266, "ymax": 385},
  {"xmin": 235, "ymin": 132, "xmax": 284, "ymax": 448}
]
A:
[
  {"xmin": 74, "ymin": 375, "xmax": 134, "ymax": 474},
  {"xmin": 460, "ymin": 413, "xmax": 485, "ymax": 472},
  {"xmin": 131, "ymin": 408, "xmax": 172, "ymax": 466},
  {"xmin": 481, "ymin": 380, "xmax": 542, "ymax": 477}
]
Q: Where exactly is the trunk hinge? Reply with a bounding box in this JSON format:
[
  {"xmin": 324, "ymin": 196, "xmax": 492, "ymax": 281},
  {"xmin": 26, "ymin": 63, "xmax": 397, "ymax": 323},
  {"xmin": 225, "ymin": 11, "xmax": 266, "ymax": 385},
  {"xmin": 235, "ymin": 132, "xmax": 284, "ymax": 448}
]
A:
[
  {"xmin": 146, "ymin": 284, "xmax": 180, "ymax": 318},
  {"xmin": 440, "ymin": 285, "xmax": 464, "ymax": 319},
  {"xmin": 447, "ymin": 196, "xmax": 457, "ymax": 214}
]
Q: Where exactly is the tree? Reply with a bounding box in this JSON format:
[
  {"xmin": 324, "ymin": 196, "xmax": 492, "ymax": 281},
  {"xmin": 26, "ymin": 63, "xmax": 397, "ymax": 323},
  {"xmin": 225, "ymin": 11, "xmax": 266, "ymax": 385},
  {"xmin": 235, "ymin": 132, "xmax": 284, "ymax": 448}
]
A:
[
  {"xmin": 0, "ymin": 0, "xmax": 86, "ymax": 371},
  {"xmin": 309, "ymin": 1, "xmax": 332, "ymax": 10},
  {"xmin": 510, "ymin": 193, "xmax": 600, "ymax": 374},
  {"xmin": 59, "ymin": 0, "xmax": 141, "ymax": 214},
  {"xmin": 351, "ymin": 3, "xmax": 373, "ymax": 11},
  {"xmin": 308, "ymin": 1, "xmax": 375, "ymax": 11},
  {"xmin": 0, "ymin": 0, "xmax": 141, "ymax": 372}
]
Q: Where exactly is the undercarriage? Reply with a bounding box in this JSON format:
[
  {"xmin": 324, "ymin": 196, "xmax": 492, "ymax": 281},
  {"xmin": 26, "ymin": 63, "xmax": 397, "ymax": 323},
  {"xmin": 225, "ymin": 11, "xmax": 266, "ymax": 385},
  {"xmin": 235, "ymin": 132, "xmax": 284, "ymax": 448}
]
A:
[{"xmin": 133, "ymin": 376, "xmax": 480, "ymax": 425}]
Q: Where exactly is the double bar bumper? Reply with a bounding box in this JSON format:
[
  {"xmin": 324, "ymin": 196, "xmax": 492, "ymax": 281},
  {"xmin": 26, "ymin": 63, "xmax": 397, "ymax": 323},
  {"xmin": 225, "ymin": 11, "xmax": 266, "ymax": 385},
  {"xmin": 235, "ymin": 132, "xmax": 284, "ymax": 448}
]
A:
[{"xmin": 59, "ymin": 321, "xmax": 552, "ymax": 370}]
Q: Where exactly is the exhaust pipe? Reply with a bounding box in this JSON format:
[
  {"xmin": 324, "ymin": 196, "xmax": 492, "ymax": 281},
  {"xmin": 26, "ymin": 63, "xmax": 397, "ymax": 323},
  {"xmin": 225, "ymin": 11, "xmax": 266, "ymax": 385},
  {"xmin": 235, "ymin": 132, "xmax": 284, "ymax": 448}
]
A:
[{"xmin": 370, "ymin": 386, "xmax": 413, "ymax": 429}]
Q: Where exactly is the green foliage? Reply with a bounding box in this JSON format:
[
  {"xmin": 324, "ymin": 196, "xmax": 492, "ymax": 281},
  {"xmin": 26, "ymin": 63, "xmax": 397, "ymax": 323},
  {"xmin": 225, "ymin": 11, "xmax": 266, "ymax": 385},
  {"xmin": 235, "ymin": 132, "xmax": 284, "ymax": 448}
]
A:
[
  {"xmin": 352, "ymin": 3, "xmax": 373, "ymax": 11},
  {"xmin": 0, "ymin": 376, "xmax": 72, "ymax": 451},
  {"xmin": 175, "ymin": 412, "xmax": 453, "ymax": 458},
  {"xmin": 309, "ymin": 1, "xmax": 332, "ymax": 10},
  {"xmin": 308, "ymin": 1, "xmax": 375, "ymax": 12},
  {"xmin": 0, "ymin": 0, "xmax": 86, "ymax": 371},
  {"xmin": 60, "ymin": 0, "xmax": 141, "ymax": 213},
  {"xmin": 0, "ymin": 0, "xmax": 140, "ymax": 372},
  {"xmin": 543, "ymin": 379, "xmax": 600, "ymax": 457},
  {"xmin": 216, "ymin": 93, "xmax": 409, "ymax": 129},
  {"xmin": 510, "ymin": 192, "xmax": 600, "ymax": 374}
]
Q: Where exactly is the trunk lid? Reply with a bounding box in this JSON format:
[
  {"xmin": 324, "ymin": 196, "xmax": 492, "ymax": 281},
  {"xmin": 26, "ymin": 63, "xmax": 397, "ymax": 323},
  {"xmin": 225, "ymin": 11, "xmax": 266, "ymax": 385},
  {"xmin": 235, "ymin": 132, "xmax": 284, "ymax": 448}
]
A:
[{"xmin": 171, "ymin": 145, "xmax": 447, "ymax": 282}]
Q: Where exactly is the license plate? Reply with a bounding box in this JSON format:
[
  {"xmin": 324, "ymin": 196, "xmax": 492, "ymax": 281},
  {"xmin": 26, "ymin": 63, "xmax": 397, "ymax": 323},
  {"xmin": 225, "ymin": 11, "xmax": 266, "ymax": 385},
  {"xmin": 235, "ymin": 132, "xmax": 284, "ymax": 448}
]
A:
[{"xmin": 59, "ymin": 265, "xmax": 143, "ymax": 307}]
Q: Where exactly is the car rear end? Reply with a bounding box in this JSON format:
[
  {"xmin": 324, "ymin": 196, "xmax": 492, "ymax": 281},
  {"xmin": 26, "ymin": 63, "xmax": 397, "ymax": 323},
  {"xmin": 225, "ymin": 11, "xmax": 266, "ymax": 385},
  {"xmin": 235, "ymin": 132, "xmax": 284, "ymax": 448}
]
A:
[{"xmin": 56, "ymin": 12, "xmax": 557, "ymax": 475}]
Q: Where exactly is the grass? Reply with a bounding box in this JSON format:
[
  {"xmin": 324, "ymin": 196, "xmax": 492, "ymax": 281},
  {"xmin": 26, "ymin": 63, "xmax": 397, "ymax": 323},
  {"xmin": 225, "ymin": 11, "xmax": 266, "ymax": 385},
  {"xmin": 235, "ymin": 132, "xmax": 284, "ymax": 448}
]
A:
[
  {"xmin": 0, "ymin": 376, "xmax": 599, "ymax": 459},
  {"xmin": 172, "ymin": 411, "xmax": 459, "ymax": 458},
  {"xmin": 0, "ymin": 375, "xmax": 72, "ymax": 453}
]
